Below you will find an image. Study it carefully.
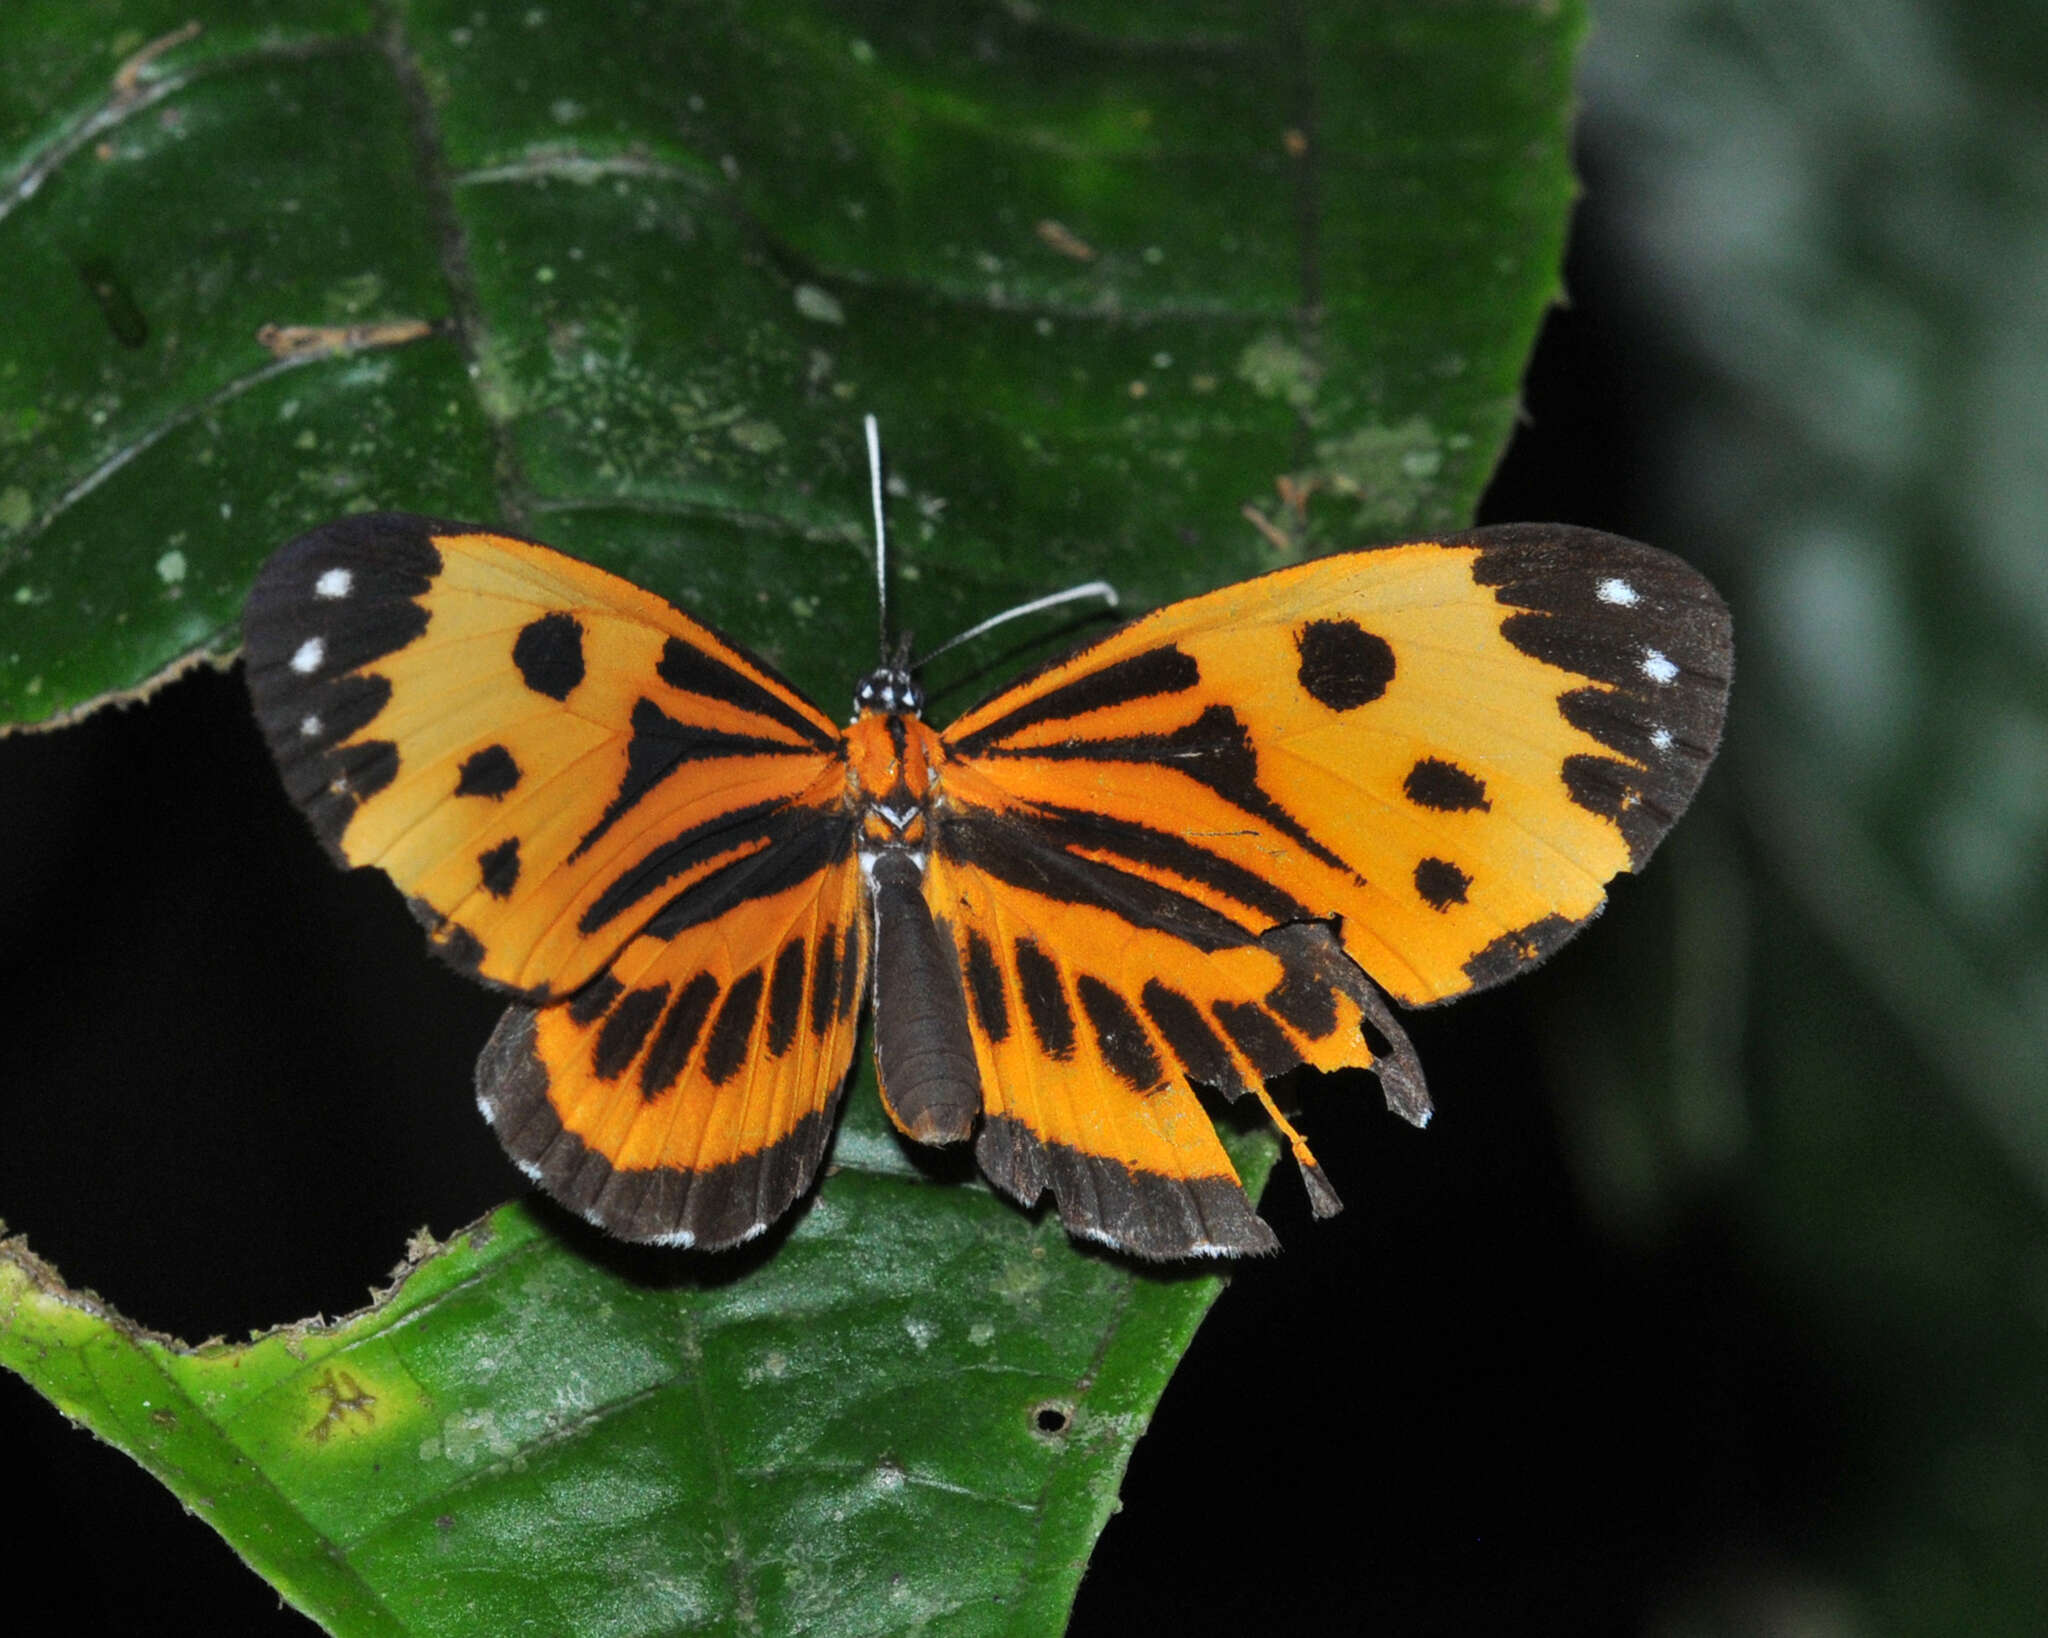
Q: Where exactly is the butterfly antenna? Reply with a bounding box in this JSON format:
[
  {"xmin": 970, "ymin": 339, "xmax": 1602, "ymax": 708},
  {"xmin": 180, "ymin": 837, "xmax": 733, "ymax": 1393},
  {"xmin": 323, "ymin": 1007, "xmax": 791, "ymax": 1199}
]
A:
[
  {"xmin": 911, "ymin": 579, "xmax": 1120, "ymax": 671},
  {"xmin": 865, "ymin": 413, "xmax": 890, "ymax": 661}
]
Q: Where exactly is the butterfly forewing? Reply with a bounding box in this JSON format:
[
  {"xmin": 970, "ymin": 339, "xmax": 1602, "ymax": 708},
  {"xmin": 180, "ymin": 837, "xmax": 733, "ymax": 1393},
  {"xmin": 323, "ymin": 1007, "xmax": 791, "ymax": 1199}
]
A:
[
  {"xmin": 243, "ymin": 515, "xmax": 843, "ymax": 999},
  {"xmin": 940, "ymin": 525, "xmax": 1732, "ymax": 1009}
]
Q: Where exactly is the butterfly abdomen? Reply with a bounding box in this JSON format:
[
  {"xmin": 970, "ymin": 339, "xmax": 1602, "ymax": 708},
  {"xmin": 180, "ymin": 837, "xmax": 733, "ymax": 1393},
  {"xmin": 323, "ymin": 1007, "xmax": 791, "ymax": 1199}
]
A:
[{"xmin": 869, "ymin": 850, "xmax": 981, "ymax": 1145}]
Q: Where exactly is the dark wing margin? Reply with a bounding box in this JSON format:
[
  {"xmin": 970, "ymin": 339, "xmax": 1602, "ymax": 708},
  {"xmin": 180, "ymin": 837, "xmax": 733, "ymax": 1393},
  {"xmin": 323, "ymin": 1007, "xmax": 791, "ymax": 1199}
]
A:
[
  {"xmin": 477, "ymin": 1006, "xmax": 838, "ymax": 1249},
  {"xmin": 1462, "ymin": 523, "xmax": 1733, "ymax": 874}
]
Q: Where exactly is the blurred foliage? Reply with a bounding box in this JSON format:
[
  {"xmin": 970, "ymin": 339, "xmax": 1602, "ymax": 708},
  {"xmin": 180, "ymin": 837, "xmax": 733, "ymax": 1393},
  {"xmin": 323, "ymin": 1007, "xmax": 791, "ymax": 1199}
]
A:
[{"xmin": 1550, "ymin": 0, "xmax": 2048, "ymax": 1629}]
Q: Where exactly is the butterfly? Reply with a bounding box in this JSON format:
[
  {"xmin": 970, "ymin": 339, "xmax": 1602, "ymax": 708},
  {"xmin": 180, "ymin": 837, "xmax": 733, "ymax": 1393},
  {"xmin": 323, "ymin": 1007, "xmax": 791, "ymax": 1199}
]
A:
[{"xmin": 241, "ymin": 473, "xmax": 1731, "ymax": 1260}]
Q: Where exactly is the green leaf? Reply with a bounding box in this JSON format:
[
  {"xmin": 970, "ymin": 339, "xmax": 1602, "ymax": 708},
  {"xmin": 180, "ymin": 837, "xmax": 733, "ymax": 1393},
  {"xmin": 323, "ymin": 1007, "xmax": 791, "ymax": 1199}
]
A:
[
  {"xmin": 2, "ymin": 1162, "xmax": 1272, "ymax": 1635},
  {"xmin": 0, "ymin": 2, "xmax": 1587, "ymax": 1632}
]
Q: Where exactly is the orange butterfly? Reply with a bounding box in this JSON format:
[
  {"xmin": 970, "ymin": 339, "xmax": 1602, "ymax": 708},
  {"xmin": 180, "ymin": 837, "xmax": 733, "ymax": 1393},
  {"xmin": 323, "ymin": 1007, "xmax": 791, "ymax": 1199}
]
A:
[{"xmin": 242, "ymin": 472, "xmax": 1730, "ymax": 1259}]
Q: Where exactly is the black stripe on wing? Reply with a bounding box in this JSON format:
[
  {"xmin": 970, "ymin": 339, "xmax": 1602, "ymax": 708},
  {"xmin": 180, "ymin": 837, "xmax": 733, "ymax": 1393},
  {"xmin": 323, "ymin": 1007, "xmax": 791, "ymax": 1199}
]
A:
[
  {"xmin": 578, "ymin": 800, "xmax": 851, "ymax": 936},
  {"xmin": 937, "ymin": 811, "xmax": 1263, "ymax": 954},
  {"xmin": 476, "ymin": 1005, "xmax": 840, "ymax": 1250},
  {"xmin": 570, "ymin": 696, "xmax": 836, "ymax": 863}
]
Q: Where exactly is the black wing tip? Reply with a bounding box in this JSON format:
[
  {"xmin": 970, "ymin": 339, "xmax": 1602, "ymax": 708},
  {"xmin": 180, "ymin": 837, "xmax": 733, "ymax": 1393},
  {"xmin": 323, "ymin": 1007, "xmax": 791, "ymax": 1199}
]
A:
[
  {"xmin": 475, "ymin": 1005, "xmax": 835, "ymax": 1250},
  {"xmin": 1452, "ymin": 523, "xmax": 1733, "ymax": 872}
]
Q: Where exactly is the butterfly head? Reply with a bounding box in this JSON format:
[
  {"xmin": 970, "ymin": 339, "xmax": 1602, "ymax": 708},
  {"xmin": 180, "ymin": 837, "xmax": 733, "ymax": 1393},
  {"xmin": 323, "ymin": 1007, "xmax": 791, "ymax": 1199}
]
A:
[{"xmin": 853, "ymin": 665, "xmax": 924, "ymax": 718}]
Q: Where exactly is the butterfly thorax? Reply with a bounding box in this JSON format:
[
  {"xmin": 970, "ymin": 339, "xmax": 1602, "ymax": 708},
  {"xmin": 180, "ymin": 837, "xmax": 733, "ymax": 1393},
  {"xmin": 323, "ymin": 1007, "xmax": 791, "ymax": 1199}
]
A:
[{"xmin": 845, "ymin": 701, "xmax": 945, "ymax": 853}]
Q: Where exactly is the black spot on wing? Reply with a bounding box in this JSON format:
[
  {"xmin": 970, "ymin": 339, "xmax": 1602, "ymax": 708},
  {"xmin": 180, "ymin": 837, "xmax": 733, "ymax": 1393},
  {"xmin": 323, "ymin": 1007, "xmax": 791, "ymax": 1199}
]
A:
[
  {"xmin": 1414, "ymin": 856, "xmax": 1472, "ymax": 911},
  {"xmin": 478, "ymin": 837, "xmax": 521, "ymax": 899},
  {"xmin": 456, "ymin": 744, "xmax": 520, "ymax": 799},
  {"xmin": 766, "ymin": 940, "xmax": 807, "ymax": 1058},
  {"xmin": 949, "ymin": 645, "xmax": 1200, "ymax": 756},
  {"xmin": 702, "ymin": 967, "xmax": 765, "ymax": 1086},
  {"xmin": 642, "ymin": 972, "xmax": 720, "ymax": 1098},
  {"xmin": 593, "ymin": 984, "xmax": 668, "ymax": 1081},
  {"xmin": 963, "ymin": 927, "xmax": 1010, "ymax": 1045},
  {"xmin": 1013, "ymin": 940, "xmax": 1076, "ymax": 1062},
  {"xmin": 657, "ymin": 635, "xmax": 837, "ymax": 751},
  {"xmin": 808, "ymin": 926, "xmax": 842, "ymax": 1041},
  {"xmin": 1404, "ymin": 757, "xmax": 1490, "ymax": 813},
  {"xmin": 1075, "ymin": 977, "xmax": 1164, "ymax": 1092},
  {"xmin": 1140, "ymin": 980, "xmax": 1240, "ymax": 1095},
  {"xmin": 512, "ymin": 611, "xmax": 585, "ymax": 700},
  {"xmin": 1295, "ymin": 618, "xmax": 1395, "ymax": 710},
  {"xmin": 1212, "ymin": 999, "xmax": 1300, "ymax": 1080}
]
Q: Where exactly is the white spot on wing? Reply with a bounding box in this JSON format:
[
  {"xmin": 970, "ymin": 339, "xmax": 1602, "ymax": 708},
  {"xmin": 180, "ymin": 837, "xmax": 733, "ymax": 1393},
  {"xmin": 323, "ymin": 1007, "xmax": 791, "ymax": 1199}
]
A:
[
  {"xmin": 1596, "ymin": 576, "xmax": 1640, "ymax": 607},
  {"xmin": 1650, "ymin": 726, "xmax": 1675, "ymax": 752},
  {"xmin": 299, "ymin": 713, "xmax": 323, "ymax": 739},
  {"xmin": 290, "ymin": 636, "xmax": 325, "ymax": 674},
  {"xmin": 315, "ymin": 566, "xmax": 354, "ymax": 599},
  {"xmin": 1641, "ymin": 647, "xmax": 1679, "ymax": 685},
  {"xmin": 649, "ymin": 1226, "xmax": 701, "ymax": 1248}
]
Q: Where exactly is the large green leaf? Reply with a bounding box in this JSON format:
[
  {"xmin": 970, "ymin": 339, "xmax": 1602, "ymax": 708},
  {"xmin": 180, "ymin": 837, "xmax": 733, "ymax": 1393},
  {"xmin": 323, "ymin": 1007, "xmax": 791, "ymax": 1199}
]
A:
[
  {"xmin": 0, "ymin": 2, "xmax": 1586, "ymax": 1632},
  {"xmin": 2, "ymin": 1176, "xmax": 1273, "ymax": 1634}
]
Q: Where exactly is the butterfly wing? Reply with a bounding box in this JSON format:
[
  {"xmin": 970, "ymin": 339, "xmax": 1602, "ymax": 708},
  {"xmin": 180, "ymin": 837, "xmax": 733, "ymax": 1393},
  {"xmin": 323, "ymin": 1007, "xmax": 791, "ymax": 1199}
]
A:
[
  {"xmin": 931, "ymin": 525, "xmax": 1729, "ymax": 1252},
  {"xmin": 941, "ymin": 525, "xmax": 1730, "ymax": 1009},
  {"xmin": 478, "ymin": 847, "xmax": 870, "ymax": 1247},
  {"xmin": 243, "ymin": 514, "xmax": 861, "ymax": 1244}
]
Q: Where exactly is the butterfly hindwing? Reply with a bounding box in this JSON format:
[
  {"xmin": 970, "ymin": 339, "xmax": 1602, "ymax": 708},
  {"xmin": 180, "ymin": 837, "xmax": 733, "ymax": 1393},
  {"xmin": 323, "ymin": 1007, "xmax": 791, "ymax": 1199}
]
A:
[
  {"xmin": 925, "ymin": 818, "xmax": 1432, "ymax": 1257},
  {"xmin": 939, "ymin": 524, "xmax": 1732, "ymax": 1011},
  {"xmin": 477, "ymin": 844, "xmax": 871, "ymax": 1248}
]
